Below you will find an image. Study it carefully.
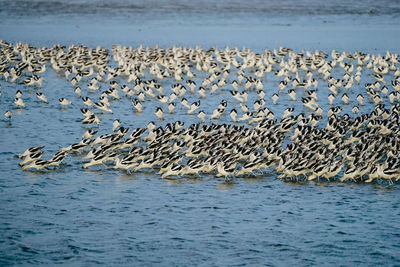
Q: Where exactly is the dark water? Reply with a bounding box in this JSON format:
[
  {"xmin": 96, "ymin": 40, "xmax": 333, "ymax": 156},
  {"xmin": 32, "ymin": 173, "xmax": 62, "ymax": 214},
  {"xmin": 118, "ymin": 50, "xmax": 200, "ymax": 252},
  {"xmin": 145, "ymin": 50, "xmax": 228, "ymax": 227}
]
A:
[
  {"xmin": 1, "ymin": 0, "xmax": 400, "ymax": 266},
  {"xmin": 1, "ymin": 0, "xmax": 400, "ymax": 24}
]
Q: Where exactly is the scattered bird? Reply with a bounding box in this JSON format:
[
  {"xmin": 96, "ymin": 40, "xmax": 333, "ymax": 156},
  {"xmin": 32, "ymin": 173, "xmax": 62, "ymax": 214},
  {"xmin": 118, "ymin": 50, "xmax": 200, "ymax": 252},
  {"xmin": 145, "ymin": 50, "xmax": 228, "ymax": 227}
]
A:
[
  {"xmin": 155, "ymin": 107, "xmax": 164, "ymax": 120},
  {"xmin": 272, "ymin": 94, "xmax": 279, "ymax": 105},
  {"xmin": 4, "ymin": 110, "xmax": 12, "ymax": 120},
  {"xmin": 14, "ymin": 97, "xmax": 26, "ymax": 108},
  {"xmin": 230, "ymin": 109, "xmax": 237, "ymax": 122},
  {"xmin": 36, "ymin": 92, "xmax": 49, "ymax": 103},
  {"xmin": 59, "ymin": 98, "xmax": 71, "ymax": 106}
]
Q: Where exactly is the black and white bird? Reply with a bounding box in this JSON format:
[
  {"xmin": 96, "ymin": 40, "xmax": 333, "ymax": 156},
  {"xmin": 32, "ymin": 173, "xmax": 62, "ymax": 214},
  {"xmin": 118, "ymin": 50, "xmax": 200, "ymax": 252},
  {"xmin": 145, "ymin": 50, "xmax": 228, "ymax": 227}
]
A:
[
  {"xmin": 4, "ymin": 110, "xmax": 12, "ymax": 120},
  {"xmin": 187, "ymin": 100, "xmax": 200, "ymax": 114},
  {"xmin": 59, "ymin": 98, "xmax": 71, "ymax": 106},
  {"xmin": 155, "ymin": 107, "xmax": 164, "ymax": 120},
  {"xmin": 36, "ymin": 92, "xmax": 49, "ymax": 103}
]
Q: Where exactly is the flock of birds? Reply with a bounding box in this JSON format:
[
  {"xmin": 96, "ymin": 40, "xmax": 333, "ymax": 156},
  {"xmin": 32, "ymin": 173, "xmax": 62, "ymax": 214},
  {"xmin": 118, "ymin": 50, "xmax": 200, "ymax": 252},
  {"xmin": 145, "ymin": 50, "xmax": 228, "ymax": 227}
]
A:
[{"xmin": 2, "ymin": 40, "xmax": 400, "ymax": 184}]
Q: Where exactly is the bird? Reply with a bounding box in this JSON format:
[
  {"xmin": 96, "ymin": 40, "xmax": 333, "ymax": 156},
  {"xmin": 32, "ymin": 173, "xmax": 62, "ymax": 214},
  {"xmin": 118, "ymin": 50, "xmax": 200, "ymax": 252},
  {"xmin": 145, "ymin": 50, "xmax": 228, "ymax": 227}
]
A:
[
  {"xmin": 302, "ymin": 97, "xmax": 317, "ymax": 110},
  {"xmin": 14, "ymin": 97, "xmax": 26, "ymax": 108},
  {"xmin": 47, "ymin": 151, "xmax": 69, "ymax": 167},
  {"xmin": 328, "ymin": 93, "xmax": 335, "ymax": 105},
  {"xmin": 352, "ymin": 106, "xmax": 360, "ymax": 114},
  {"xmin": 36, "ymin": 92, "xmax": 49, "ymax": 103},
  {"xmin": 82, "ymin": 114, "xmax": 100, "ymax": 124},
  {"xmin": 21, "ymin": 159, "xmax": 49, "ymax": 171},
  {"xmin": 197, "ymin": 110, "xmax": 206, "ymax": 122},
  {"xmin": 237, "ymin": 112, "xmax": 252, "ymax": 122},
  {"xmin": 168, "ymin": 102, "xmax": 176, "ymax": 114},
  {"xmin": 4, "ymin": 110, "xmax": 12, "ymax": 120},
  {"xmin": 272, "ymin": 94, "xmax": 279, "ymax": 105},
  {"xmin": 15, "ymin": 90, "xmax": 22, "ymax": 98},
  {"xmin": 187, "ymin": 80, "xmax": 196, "ymax": 93},
  {"xmin": 82, "ymin": 96, "xmax": 94, "ymax": 106},
  {"xmin": 114, "ymin": 157, "xmax": 139, "ymax": 171},
  {"xmin": 210, "ymin": 108, "xmax": 225, "ymax": 119},
  {"xmin": 341, "ymin": 93, "xmax": 349, "ymax": 105},
  {"xmin": 113, "ymin": 119, "xmax": 121, "ymax": 132},
  {"xmin": 230, "ymin": 109, "xmax": 238, "ymax": 122},
  {"xmin": 240, "ymin": 104, "xmax": 249, "ymax": 113},
  {"xmin": 80, "ymin": 108, "xmax": 94, "ymax": 118},
  {"xmin": 87, "ymin": 81, "xmax": 99, "ymax": 91},
  {"xmin": 19, "ymin": 146, "xmax": 45, "ymax": 159},
  {"xmin": 157, "ymin": 95, "xmax": 169, "ymax": 104},
  {"xmin": 187, "ymin": 100, "xmax": 200, "ymax": 114},
  {"xmin": 59, "ymin": 98, "xmax": 71, "ymax": 106},
  {"xmin": 132, "ymin": 99, "xmax": 143, "ymax": 113},
  {"xmin": 231, "ymin": 90, "xmax": 242, "ymax": 102},
  {"xmin": 356, "ymin": 94, "xmax": 364, "ymax": 105},
  {"xmin": 82, "ymin": 129, "xmax": 98, "ymax": 139},
  {"xmin": 83, "ymin": 152, "xmax": 110, "ymax": 169},
  {"xmin": 95, "ymin": 102, "xmax": 113, "ymax": 113},
  {"xmin": 180, "ymin": 98, "xmax": 190, "ymax": 109},
  {"xmin": 282, "ymin": 107, "xmax": 294, "ymax": 119},
  {"xmin": 19, "ymin": 151, "xmax": 43, "ymax": 166},
  {"xmin": 161, "ymin": 164, "xmax": 183, "ymax": 178},
  {"xmin": 288, "ymin": 89, "xmax": 296, "ymax": 101},
  {"xmin": 216, "ymin": 161, "xmax": 236, "ymax": 178},
  {"xmin": 155, "ymin": 107, "xmax": 164, "ymax": 120}
]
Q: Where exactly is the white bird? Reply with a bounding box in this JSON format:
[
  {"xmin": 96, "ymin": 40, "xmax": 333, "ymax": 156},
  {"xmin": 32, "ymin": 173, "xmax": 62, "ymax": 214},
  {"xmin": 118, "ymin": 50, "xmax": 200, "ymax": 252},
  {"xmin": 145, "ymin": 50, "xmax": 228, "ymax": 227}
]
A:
[
  {"xmin": 14, "ymin": 97, "xmax": 26, "ymax": 108},
  {"xmin": 82, "ymin": 114, "xmax": 101, "ymax": 124},
  {"xmin": 95, "ymin": 102, "xmax": 113, "ymax": 113},
  {"xmin": 4, "ymin": 110, "xmax": 12, "ymax": 120},
  {"xmin": 272, "ymin": 94, "xmax": 279, "ymax": 105},
  {"xmin": 59, "ymin": 98, "xmax": 71, "ymax": 106},
  {"xmin": 282, "ymin": 107, "xmax": 294, "ymax": 119},
  {"xmin": 328, "ymin": 93, "xmax": 335, "ymax": 105},
  {"xmin": 15, "ymin": 90, "xmax": 22, "ymax": 98},
  {"xmin": 240, "ymin": 104, "xmax": 249, "ymax": 113},
  {"xmin": 74, "ymin": 86, "xmax": 82, "ymax": 96},
  {"xmin": 21, "ymin": 159, "xmax": 49, "ymax": 171},
  {"xmin": 19, "ymin": 146, "xmax": 44, "ymax": 159},
  {"xmin": 187, "ymin": 101, "xmax": 200, "ymax": 114},
  {"xmin": 168, "ymin": 102, "xmax": 176, "ymax": 114},
  {"xmin": 356, "ymin": 94, "xmax": 365, "ymax": 105},
  {"xmin": 161, "ymin": 164, "xmax": 183, "ymax": 179},
  {"xmin": 132, "ymin": 99, "xmax": 143, "ymax": 113},
  {"xmin": 288, "ymin": 89, "xmax": 296, "ymax": 101},
  {"xmin": 198, "ymin": 87, "xmax": 207, "ymax": 98},
  {"xmin": 82, "ymin": 96, "xmax": 94, "ymax": 106},
  {"xmin": 181, "ymin": 98, "xmax": 190, "ymax": 109},
  {"xmin": 187, "ymin": 80, "xmax": 196, "ymax": 93},
  {"xmin": 113, "ymin": 119, "xmax": 121, "ymax": 132},
  {"xmin": 197, "ymin": 110, "xmax": 206, "ymax": 122},
  {"xmin": 352, "ymin": 106, "xmax": 360, "ymax": 114},
  {"xmin": 88, "ymin": 82, "xmax": 99, "ymax": 91},
  {"xmin": 230, "ymin": 109, "xmax": 237, "ymax": 122},
  {"xmin": 155, "ymin": 107, "xmax": 164, "ymax": 120},
  {"xmin": 341, "ymin": 93, "xmax": 349, "ymax": 105},
  {"xmin": 82, "ymin": 129, "xmax": 98, "ymax": 139},
  {"xmin": 36, "ymin": 92, "xmax": 49, "ymax": 103},
  {"xmin": 83, "ymin": 153, "xmax": 110, "ymax": 169},
  {"xmin": 157, "ymin": 95, "xmax": 168, "ymax": 104},
  {"xmin": 237, "ymin": 112, "xmax": 252, "ymax": 121}
]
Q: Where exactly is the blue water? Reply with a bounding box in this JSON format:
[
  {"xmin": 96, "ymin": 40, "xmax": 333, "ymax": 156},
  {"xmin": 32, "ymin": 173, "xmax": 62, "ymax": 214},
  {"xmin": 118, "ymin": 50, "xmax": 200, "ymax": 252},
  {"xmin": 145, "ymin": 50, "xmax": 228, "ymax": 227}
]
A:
[{"xmin": 1, "ymin": 0, "xmax": 400, "ymax": 265}]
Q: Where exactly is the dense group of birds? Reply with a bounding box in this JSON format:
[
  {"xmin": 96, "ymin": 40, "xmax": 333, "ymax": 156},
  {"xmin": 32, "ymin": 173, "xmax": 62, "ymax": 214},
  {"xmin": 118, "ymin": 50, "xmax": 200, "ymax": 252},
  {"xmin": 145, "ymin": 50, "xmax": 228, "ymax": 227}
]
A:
[{"xmin": 2, "ymin": 39, "xmax": 400, "ymax": 184}]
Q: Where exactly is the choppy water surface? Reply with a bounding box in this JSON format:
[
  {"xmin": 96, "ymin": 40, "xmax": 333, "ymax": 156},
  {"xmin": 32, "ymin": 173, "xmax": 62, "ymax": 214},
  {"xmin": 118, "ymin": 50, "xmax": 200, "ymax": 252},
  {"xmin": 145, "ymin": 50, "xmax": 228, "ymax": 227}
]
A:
[{"xmin": 1, "ymin": 0, "xmax": 400, "ymax": 266}]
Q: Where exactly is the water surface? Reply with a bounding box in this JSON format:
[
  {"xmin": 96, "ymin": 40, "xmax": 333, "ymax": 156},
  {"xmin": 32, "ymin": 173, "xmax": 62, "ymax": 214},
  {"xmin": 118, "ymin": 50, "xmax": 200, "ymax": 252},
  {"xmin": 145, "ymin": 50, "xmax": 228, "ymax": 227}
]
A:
[{"xmin": 1, "ymin": 0, "xmax": 400, "ymax": 265}]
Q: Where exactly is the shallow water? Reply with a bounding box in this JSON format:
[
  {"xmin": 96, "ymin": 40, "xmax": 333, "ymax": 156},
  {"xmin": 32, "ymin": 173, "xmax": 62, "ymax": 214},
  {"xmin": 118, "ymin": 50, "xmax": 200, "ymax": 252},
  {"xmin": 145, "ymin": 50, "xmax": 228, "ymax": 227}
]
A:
[{"xmin": 1, "ymin": 0, "xmax": 400, "ymax": 266}]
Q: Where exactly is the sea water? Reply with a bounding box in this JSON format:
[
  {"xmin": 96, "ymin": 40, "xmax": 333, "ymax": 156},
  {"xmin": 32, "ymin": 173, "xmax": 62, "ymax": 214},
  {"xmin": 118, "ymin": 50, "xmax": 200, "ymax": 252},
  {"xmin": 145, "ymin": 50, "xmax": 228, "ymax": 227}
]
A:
[{"xmin": 1, "ymin": 0, "xmax": 400, "ymax": 265}]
